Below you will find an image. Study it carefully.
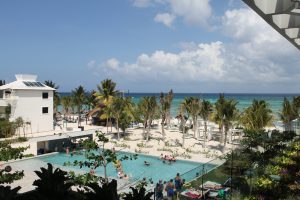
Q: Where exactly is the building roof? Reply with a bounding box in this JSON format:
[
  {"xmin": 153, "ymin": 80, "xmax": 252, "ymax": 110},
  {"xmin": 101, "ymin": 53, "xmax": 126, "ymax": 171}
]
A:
[
  {"xmin": 242, "ymin": 0, "xmax": 300, "ymax": 51},
  {"xmin": 0, "ymin": 74, "xmax": 55, "ymax": 91}
]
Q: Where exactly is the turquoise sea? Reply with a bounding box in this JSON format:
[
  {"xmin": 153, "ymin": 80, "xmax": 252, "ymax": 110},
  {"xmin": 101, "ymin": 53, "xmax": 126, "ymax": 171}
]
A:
[
  {"xmin": 126, "ymin": 93, "xmax": 300, "ymax": 117},
  {"xmin": 60, "ymin": 93, "xmax": 300, "ymax": 118}
]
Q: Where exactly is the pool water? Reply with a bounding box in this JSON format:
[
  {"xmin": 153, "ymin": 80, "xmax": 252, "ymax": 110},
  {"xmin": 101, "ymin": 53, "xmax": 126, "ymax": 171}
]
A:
[{"xmin": 38, "ymin": 151, "xmax": 217, "ymax": 183}]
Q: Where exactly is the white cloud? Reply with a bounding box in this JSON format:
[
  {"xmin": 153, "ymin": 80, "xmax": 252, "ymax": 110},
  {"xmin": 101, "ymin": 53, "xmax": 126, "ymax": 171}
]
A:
[
  {"xmin": 219, "ymin": 8, "xmax": 300, "ymax": 84},
  {"xmin": 106, "ymin": 58, "xmax": 120, "ymax": 70},
  {"xmin": 88, "ymin": 8, "xmax": 300, "ymax": 92},
  {"xmin": 169, "ymin": 0, "xmax": 212, "ymax": 27},
  {"xmin": 88, "ymin": 42, "xmax": 226, "ymax": 83},
  {"xmin": 222, "ymin": 8, "xmax": 282, "ymax": 43},
  {"xmin": 154, "ymin": 13, "xmax": 176, "ymax": 27},
  {"xmin": 132, "ymin": 0, "xmax": 213, "ymax": 28}
]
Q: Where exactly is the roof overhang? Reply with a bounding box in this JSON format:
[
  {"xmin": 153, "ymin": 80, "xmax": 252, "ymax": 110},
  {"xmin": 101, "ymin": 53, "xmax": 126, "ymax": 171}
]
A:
[{"xmin": 242, "ymin": 0, "xmax": 300, "ymax": 50}]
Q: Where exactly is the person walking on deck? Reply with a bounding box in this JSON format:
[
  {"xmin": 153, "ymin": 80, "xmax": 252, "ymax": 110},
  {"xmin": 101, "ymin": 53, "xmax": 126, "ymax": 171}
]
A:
[
  {"xmin": 165, "ymin": 179, "xmax": 175, "ymax": 200},
  {"xmin": 155, "ymin": 180, "xmax": 164, "ymax": 200}
]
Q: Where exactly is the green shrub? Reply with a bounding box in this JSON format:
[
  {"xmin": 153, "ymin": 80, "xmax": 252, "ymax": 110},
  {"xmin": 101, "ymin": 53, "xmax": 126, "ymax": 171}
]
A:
[{"xmin": 255, "ymin": 177, "xmax": 278, "ymax": 190}]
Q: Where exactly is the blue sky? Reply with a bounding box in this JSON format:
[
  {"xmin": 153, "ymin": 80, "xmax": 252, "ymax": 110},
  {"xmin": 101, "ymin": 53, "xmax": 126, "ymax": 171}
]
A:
[{"xmin": 1, "ymin": 0, "xmax": 300, "ymax": 93}]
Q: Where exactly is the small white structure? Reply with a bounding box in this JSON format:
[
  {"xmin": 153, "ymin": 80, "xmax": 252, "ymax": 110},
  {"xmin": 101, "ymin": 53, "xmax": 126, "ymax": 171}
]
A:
[{"xmin": 0, "ymin": 74, "xmax": 55, "ymax": 133}]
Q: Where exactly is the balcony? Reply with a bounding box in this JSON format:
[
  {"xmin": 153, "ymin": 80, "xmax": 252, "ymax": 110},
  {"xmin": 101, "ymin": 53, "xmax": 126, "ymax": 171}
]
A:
[
  {"xmin": 0, "ymin": 95, "xmax": 18, "ymax": 107},
  {"xmin": 0, "ymin": 99, "xmax": 8, "ymax": 107}
]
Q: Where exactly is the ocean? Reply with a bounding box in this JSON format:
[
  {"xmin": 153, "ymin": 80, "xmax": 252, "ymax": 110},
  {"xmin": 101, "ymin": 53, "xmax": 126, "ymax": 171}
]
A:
[{"xmin": 60, "ymin": 93, "xmax": 300, "ymax": 119}]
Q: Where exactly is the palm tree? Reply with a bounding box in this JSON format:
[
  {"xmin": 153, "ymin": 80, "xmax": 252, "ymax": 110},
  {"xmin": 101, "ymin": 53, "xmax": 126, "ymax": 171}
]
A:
[
  {"xmin": 123, "ymin": 186, "xmax": 154, "ymax": 200},
  {"xmin": 279, "ymin": 97, "xmax": 297, "ymax": 131},
  {"xmin": 119, "ymin": 111, "xmax": 133, "ymax": 135},
  {"xmin": 81, "ymin": 180, "xmax": 118, "ymax": 200},
  {"xmin": 178, "ymin": 101, "xmax": 188, "ymax": 147},
  {"xmin": 138, "ymin": 96, "xmax": 158, "ymax": 141},
  {"xmin": 61, "ymin": 96, "xmax": 72, "ymax": 120},
  {"xmin": 292, "ymin": 96, "xmax": 300, "ymax": 113},
  {"xmin": 199, "ymin": 100, "xmax": 213, "ymax": 147},
  {"xmin": 33, "ymin": 163, "xmax": 74, "ymax": 200},
  {"xmin": 0, "ymin": 80, "xmax": 5, "ymax": 86},
  {"xmin": 240, "ymin": 99, "xmax": 272, "ymax": 132},
  {"xmin": 184, "ymin": 97, "xmax": 201, "ymax": 139},
  {"xmin": 0, "ymin": 185, "xmax": 20, "ymax": 200},
  {"xmin": 72, "ymin": 85, "xmax": 86, "ymax": 126},
  {"xmin": 44, "ymin": 80, "xmax": 60, "ymax": 113},
  {"xmin": 101, "ymin": 104, "xmax": 114, "ymax": 134},
  {"xmin": 222, "ymin": 100, "xmax": 238, "ymax": 146},
  {"xmin": 213, "ymin": 94, "xmax": 238, "ymax": 146},
  {"xmin": 159, "ymin": 90, "xmax": 173, "ymax": 139},
  {"xmin": 213, "ymin": 94, "xmax": 226, "ymax": 132},
  {"xmin": 95, "ymin": 79, "xmax": 119, "ymax": 106},
  {"xmin": 137, "ymin": 98, "xmax": 149, "ymax": 139},
  {"xmin": 103, "ymin": 97, "xmax": 134, "ymax": 136},
  {"xmin": 93, "ymin": 79, "xmax": 120, "ymax": 128},
  {"xmin": 70, "ymin": 96, "xmax": 77, "ymax": 121},
  {"xmin": 146, "ymin": 96, "xmax": 158, "ymax": 137},
  {"xmin": 160, "ymin": 92, "xmax": 167, "ymax": 137},
  {"xmin": 85, "ymin": 90, "xmax": 97, "ymax": 111},
  {"xmin": 111, "ymin": 97, "xmax": 124, "ymax": 140},
  {"xmin": 166, "ymin": 90, "xmax": 174, "ymax": 129}
]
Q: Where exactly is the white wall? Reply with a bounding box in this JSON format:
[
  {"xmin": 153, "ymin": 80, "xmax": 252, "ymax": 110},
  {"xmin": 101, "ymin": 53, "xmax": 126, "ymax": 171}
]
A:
[
  {"xmin": 11, "ymin": 141, "xmax": 37, "ymax": 156},
  {"xmin": 11, "ymin": 90, "xmax": 54, "ymax": 133}
]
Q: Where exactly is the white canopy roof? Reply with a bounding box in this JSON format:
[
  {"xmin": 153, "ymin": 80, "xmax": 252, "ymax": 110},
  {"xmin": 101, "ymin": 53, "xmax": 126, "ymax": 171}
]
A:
[
  {"xmin": 0, "ymin": 74, "xmax": 55, "ymax": 91},
  {"xmin": 243, "ymin": 0, "xmax": 300, "ymax": 50}
]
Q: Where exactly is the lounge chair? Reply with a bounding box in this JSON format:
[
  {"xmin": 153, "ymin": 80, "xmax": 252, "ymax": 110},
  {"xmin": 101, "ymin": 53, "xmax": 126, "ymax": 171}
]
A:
[
  {"xmin": 200, "ymin": 181, "xmax": 223, "ymax": 190},
  {"xmin": 180, "ymin": 189, "xmax": 209, "ymax": 199},
  {"xmin": 200, "ymin": 181, "xmax": 230, "ymax": 199}
]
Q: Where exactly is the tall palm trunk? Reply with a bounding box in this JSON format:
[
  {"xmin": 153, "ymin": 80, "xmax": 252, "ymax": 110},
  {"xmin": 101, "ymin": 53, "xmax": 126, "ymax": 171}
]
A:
[
  {"xmin": 193, "ymin": 117, "xmax": 198, "ymax": 139},
  {"xmin": 143, "ymin": 121, "xmax": 147, "ymax": 140},
  {"xmin": 182, "ymin": 125, "xmax": 185, "ymax": 147},
  {"xmin": 110, "ymin": 118, "xmax": 112, "ymax": 132},
  {"xmin": 166, "ymin": 111, "xmax": 171, "ymax": 130},
  {"xmin": 147, "ymin": 119, "xmax": 151, "ymax": 141},
  {"xmin": 223, "ymin": 123, "xmax": 229, "ymax": 146},
  {"xmin": 181, "ymin": 117, "xmax": 186, "ymax": 147},
  {"xmin": 204, "ymin": 120, "xmax": 207, "ymax": 148},
  {"xmin": 116, "ymin": 118, "xmax": 120, "ymax": 140},
  {"xmin": 77, "ymin": 105, "xmax": 81, "ymax": 126},
  {"xmin": 106, "ymin": 117, "xmax": 109, "ymax": 134},
  {"xmin": 224, "ymin": 129, "xmax": 227, "ymax": 146},
  {"xmin": 161, "ymin": 115, "xmax": 166, "ymax": 139},
  {"xmin": 217, "ymin": 119, "xmax": 223, "ymax": 144}
]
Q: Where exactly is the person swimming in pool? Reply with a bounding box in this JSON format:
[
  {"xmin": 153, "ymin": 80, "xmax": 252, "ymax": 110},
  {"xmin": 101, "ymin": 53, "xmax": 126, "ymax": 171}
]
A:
[{"xmin": 144, "ymin": 161, "xmax": 150, "ymax": 166}]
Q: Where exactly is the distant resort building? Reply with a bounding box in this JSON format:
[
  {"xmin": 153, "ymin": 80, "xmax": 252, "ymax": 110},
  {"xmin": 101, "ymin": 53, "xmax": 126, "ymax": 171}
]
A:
[{"xmin": 0, "ymin": 74, "xmax": 55, "ymax": 133}]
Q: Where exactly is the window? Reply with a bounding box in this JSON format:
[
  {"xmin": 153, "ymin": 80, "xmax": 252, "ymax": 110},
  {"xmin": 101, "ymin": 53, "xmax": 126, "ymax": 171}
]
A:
[
  {"xmin": 4, "ymin": 91, "xmax": 11, "ymax": 99},
  {"xmin": 42, "ymin": 92, "xmax": 48, "ymax": 99},
  {"xmin": 42, "ymin": 107, "xmax": 48, "ymax": 114}
]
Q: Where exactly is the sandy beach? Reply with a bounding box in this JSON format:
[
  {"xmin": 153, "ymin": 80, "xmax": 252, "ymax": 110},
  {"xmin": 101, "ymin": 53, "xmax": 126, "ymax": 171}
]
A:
[{"xmin": 96, "ymin": 120, "xmax": 237, "ymax": 164}]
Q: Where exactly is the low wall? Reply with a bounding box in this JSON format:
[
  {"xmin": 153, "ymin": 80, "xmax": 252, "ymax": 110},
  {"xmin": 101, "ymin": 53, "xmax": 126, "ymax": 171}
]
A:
[{"xmin": 11, "ymin": 141, "xmax": 37, "ymax": 156}]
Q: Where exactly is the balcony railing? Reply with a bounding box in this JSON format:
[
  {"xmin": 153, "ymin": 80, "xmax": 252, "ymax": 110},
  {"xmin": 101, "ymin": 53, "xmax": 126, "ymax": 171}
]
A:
[{"xmin": 0, "ymin": 99, "xmax": 8, "ymax": 107}]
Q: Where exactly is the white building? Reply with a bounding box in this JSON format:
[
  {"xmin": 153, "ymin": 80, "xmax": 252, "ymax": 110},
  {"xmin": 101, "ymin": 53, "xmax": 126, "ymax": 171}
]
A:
[{"xmin": 0, "ymin": 74, "xmax": 55, "ymax": 133}]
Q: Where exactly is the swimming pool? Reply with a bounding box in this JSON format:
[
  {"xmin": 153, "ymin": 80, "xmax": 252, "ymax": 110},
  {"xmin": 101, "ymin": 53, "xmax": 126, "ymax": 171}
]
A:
[{"xmin": 37, "ymin": 151, "xmax": 217, "ymax": 183}]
